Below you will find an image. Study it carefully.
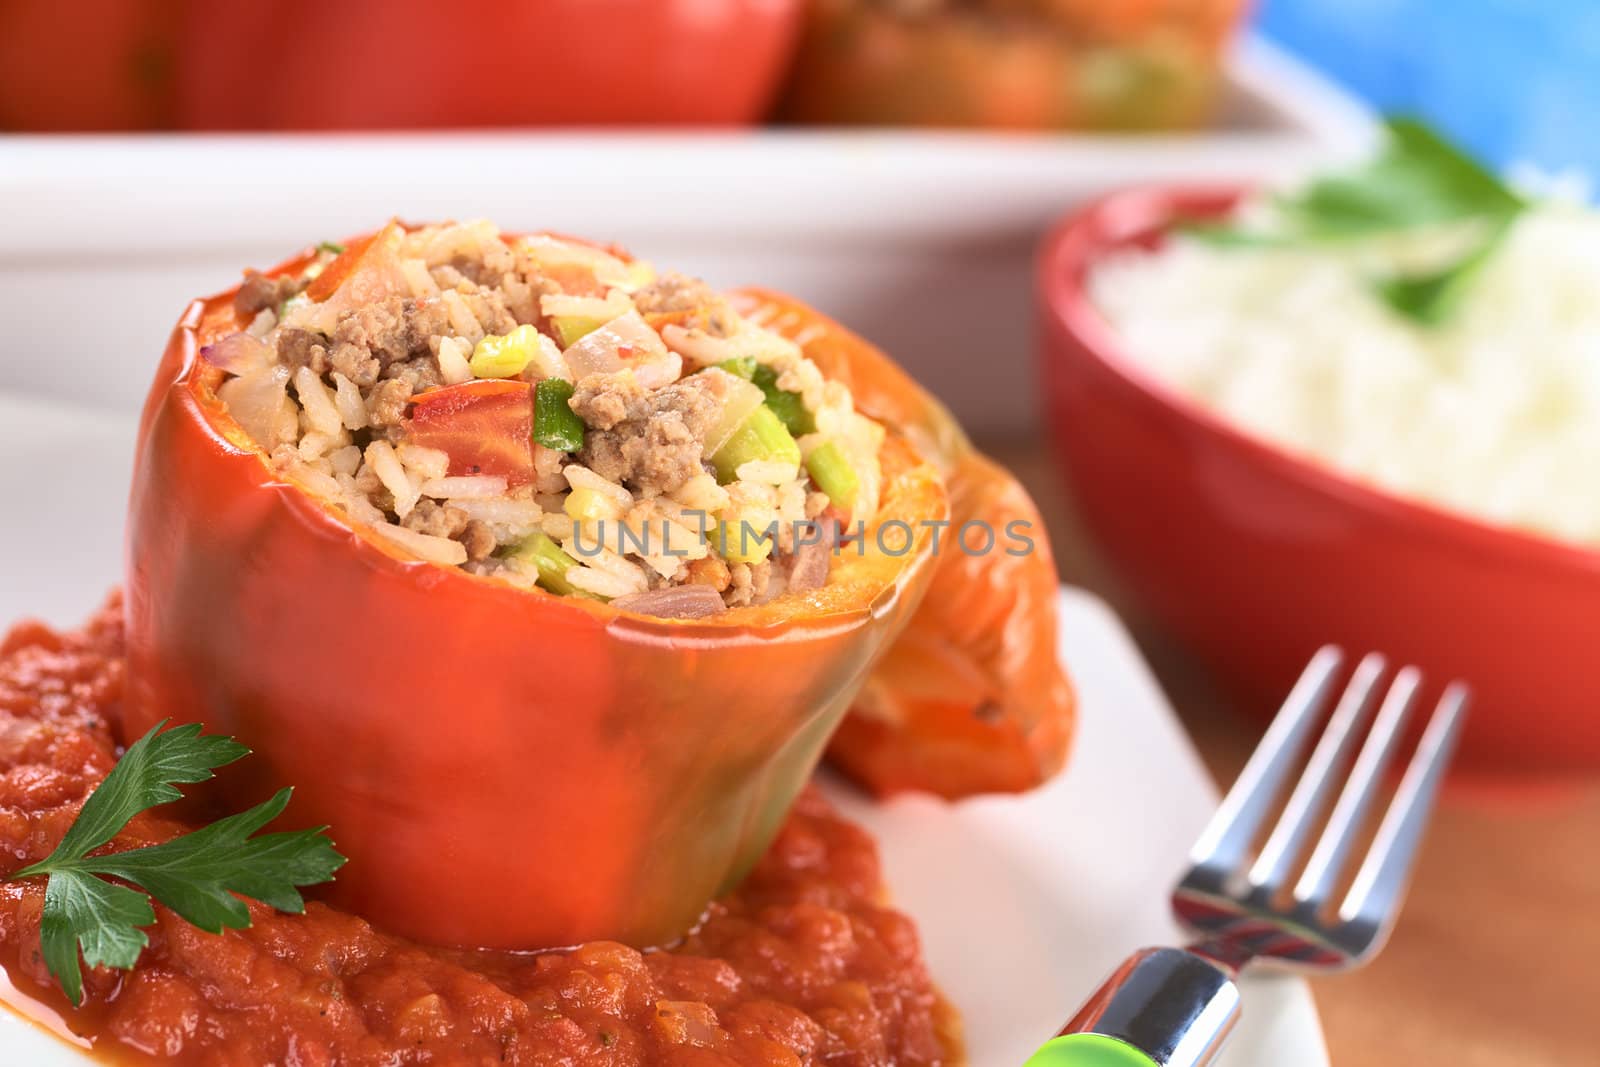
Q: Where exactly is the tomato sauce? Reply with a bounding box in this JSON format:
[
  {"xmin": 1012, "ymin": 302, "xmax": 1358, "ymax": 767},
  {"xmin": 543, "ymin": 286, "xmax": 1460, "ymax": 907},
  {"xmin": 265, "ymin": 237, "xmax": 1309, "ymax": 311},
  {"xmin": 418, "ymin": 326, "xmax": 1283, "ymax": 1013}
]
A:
[{"xmin": 0, "ymin": 597, "xmax": 961, "ymax": 1066}]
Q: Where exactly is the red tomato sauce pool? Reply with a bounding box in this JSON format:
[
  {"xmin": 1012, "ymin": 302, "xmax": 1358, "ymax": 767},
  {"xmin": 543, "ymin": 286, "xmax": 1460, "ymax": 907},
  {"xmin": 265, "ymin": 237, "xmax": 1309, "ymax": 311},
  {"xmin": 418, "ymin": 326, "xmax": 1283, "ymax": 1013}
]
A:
[{"xmin": 0, "ymin": 597, "xmax": 961, "ymax": 1066}]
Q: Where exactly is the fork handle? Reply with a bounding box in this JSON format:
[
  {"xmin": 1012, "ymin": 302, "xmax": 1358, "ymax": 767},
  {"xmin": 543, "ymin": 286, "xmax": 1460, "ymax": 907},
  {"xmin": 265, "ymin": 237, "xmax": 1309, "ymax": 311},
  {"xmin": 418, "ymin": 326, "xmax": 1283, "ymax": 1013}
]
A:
[{"xmin": 1025, "ymin": 947, "xmax": 1241, "ymax": 1067}]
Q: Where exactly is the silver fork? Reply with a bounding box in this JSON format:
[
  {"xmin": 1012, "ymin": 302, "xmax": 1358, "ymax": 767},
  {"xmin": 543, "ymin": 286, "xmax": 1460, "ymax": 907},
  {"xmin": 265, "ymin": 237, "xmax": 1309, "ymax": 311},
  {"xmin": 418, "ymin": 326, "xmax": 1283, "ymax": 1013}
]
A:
[{"xmin": 1027, "ymin": 648, "xmax": 1470, "ymax": 1067}]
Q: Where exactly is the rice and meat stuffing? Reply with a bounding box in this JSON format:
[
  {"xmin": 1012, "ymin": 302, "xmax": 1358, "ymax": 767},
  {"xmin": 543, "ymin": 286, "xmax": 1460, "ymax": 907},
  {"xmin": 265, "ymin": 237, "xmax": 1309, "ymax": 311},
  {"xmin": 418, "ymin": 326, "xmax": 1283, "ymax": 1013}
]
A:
[{"xmin": 203, "ymin": 221, "xmax": 887, "ymax": 618}]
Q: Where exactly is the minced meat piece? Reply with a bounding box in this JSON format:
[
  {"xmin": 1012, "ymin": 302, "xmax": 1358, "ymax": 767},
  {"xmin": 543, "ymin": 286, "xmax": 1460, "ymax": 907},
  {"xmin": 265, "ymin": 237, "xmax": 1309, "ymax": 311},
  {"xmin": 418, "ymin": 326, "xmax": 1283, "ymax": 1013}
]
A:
[
  {"xmin": 460, "ymin": 520, "xmax": 496, "ymax": 562},
  {"xmin": 234, "ymin": 270, "xmax": 303, "ymax": 317},
  {"xmin": 402, "ymin": 499, "xmax": 469, "ymax": 538},
  {"xmin": 632, "ymin": 272, "xmax": 736, "ymax": 336},
  {"xmin": 576, "ymin": 371, "xmax": 729, "ymax": 494},
  {"xmin": 277, "ymin": 328, "xmax": 328, "ymax": 375},
  {"xmin": 367, "ymin": 379, "xmax": 413, "ymax": 428},
  {"xmin": 332, "ymin": 296, "xmax": 451, "ymax": 371},
  {"xmin": 569, "ymin": 372, "xmax": 648, "ymax": 431}
]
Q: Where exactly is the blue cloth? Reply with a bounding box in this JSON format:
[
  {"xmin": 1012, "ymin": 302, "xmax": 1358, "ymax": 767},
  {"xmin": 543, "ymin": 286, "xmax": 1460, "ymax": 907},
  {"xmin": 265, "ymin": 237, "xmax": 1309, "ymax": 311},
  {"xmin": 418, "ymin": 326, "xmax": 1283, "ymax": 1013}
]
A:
[{"xmin": 1258, "ymin": 0, "xmax": 1600, "ymax": 177}]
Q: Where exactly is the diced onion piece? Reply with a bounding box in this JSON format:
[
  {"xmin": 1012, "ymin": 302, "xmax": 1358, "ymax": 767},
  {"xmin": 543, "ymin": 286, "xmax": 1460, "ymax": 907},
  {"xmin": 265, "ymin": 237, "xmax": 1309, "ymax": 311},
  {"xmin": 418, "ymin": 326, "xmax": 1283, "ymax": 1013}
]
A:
[
  {"xmin": 526, "ymin": 331, "xmax": 571, "ymax": 381},
  {"xmin": 561, "ymin": 309, "xmax": 674, "ymax": 384},
  {"xmin": 218, "ymin": 364, "xmax": 297, "ymax": 447},
  {"xmin": 611, "ymin": 585, "xmax": 728, "ymax": 619},
  {"xmin": 700, "ymin": 372, "xmax": 766, "ymax": 459},
  {"xmin": 200, "ymin": 331, "xmax": 273, "ymax": 375}
]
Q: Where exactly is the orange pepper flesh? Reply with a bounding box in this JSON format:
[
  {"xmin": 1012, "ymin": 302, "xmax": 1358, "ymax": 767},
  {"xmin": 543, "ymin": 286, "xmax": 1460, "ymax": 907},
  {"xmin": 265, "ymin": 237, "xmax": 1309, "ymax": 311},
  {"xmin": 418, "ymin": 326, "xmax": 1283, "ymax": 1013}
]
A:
[
  {"xmin": 124, "ymin": 250, "xmax": 948, "ymax": 951},
  {"xmin": 733, "ymin": 290, "xmax": 1077, "ymax": 799}
]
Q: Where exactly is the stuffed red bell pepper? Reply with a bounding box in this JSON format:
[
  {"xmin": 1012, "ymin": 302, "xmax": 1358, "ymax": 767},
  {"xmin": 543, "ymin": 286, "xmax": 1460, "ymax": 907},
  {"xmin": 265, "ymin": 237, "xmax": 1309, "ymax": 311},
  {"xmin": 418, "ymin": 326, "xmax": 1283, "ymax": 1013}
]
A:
[{"xmin": 123, "ymin": 219, "xmax": 1070, "ymax": 953}]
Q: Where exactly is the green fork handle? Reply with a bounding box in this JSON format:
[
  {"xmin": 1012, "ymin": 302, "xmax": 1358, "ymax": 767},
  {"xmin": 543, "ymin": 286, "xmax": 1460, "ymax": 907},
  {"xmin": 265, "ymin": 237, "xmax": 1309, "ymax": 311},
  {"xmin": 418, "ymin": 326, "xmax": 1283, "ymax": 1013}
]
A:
[
  {"xmin": 1023, "ymin": 947, "xmax": 1242, "ymax": 1067},
  {"xmin": 1024, "ymin": 1033, "xmax": 1163, "ymax": 1066}
]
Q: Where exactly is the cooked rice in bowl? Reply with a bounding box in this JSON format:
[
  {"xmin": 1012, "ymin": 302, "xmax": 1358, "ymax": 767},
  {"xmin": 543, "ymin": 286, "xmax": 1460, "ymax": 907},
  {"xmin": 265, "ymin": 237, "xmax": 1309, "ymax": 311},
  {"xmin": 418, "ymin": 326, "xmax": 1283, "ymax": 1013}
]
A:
[{"xmin": 204, "ymin": 221, "xmax": 889, "ymax": 618}]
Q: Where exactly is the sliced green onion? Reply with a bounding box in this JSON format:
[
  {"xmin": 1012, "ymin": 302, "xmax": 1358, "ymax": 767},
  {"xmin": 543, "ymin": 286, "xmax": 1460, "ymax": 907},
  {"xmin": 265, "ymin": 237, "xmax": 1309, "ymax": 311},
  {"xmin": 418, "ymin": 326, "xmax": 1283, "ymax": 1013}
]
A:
[
  {"xmin": 551, "ymin": 314, "xmax": 608, "ymax": 349},
  {"xmin": 504, "ymin": 532, "xmax": 598, "ymax": 599},
  {"xmin": 711, "ymin": 406, "xmax": 801, "ymax": 483},
  {"xmin": 316, "ymin": 240, "xmax": 346, "ymax": 255},
  {"xmin": 805, "ymin": 440, "xmax": 859, "ymax": 511},
  {"xmin": 534, "ymin": 378, "xmax": 585, "ymax": 453},
  {"xmin": 717, "ymin": 356, "xmax": 758, "ymax": 380},
  {"xmin": 752, "ymin": 365, "xmax": 815, "ymax": 436}
]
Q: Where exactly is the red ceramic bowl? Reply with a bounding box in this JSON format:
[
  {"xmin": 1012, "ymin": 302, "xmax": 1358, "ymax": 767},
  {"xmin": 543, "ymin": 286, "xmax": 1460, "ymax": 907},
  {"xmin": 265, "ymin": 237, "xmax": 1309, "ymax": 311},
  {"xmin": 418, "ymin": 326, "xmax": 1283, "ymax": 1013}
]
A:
[{"xmin": 1038, "ymin": 185, "xmax": 1600, "ymax": 779}]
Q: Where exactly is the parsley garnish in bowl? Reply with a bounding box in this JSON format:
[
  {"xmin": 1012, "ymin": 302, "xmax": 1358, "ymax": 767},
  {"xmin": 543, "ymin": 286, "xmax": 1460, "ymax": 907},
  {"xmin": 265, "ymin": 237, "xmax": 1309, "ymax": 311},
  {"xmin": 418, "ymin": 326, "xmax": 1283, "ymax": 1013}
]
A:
[{"xmin": 1189, "ymin": 117, "xmax": 1527, "ymax": 325}]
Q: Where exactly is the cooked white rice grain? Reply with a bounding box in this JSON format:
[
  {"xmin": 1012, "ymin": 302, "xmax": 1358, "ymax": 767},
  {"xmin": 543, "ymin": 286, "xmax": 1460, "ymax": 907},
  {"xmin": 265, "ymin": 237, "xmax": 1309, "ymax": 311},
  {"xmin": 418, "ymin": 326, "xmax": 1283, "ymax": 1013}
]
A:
[
  {"xmin": 447, "ymin": 498, "xmax": 542, "ymax": 525},
  {"xmin": 248, "ymin": 308, "xmax": 277, "ymax": 338},
  {"xmin": 366, "ymin": 441, "xmax": 420, "ymax": 518},
  {"xmin": 330, "ymin": 372, "xmax": 369, "ymax": 430},
  {"xmin": 288, "ymin": 464, "xmax": 342, "ymax": 500},
  {"xmin": 401, "ymin": 257, "xmax": 441, "ymax": 299},
  {"xmin": 436, "ymin": 335, "xmax": 474, "ymax": 385},
  {"xmin": 541, "ymin": 513, "xmax": 576, "ymax": 541},
  {"xmin": 297, "ymin": 431, "xmax": 342, "ymax": 463},
  {"xmin": 671, "ymin": 473, "xmax": 730, "ymax": 514},
  {"xmin": 735, "ymin": 459, "xmax": 800, "ymax": 486},
  {"xmin": 420, "ymin": 475, "xmax": 508, "ymax": 499},
  {"xmin": 396, "ymin": 443, "xmax": 451, "ymax": 481},
  {"xmin": 440, "ymin": 289, "xmax": 486, "ymax": 345},
  {"xmin": 565, "ymin": 560, "xmax": 646, "ymax": 599},
  {"xmin": 563, "ymin": 464, "xmax": 633, "ymax": 510},
  {"xmin": 293, "ymin": 366, "xmax": 343, "ymax": 438},
  {"xmin": 330, "ymin": 444, "xmax": 362, "ymax": 478},
  {"xmin": 371, "ymin": 521, "xmax": 469, "ymax": 565}
]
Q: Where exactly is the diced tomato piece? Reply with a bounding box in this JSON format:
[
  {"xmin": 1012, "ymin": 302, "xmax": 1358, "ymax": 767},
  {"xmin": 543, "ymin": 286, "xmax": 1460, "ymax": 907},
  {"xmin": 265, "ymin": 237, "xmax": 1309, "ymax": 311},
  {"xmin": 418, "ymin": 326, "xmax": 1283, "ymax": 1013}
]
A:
[
  {"xmin": 306, "ymin": 233, "xmax": 378, "ymax": 302},
  {"xmin": 406, "ymin": 380, "xmax": 535, "ymax": 486}
]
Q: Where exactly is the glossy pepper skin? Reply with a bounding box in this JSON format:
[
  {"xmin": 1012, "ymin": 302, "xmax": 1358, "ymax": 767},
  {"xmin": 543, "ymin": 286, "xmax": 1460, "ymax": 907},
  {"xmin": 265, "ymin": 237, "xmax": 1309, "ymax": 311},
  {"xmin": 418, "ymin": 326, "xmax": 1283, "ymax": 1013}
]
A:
[
  {"xmin": 733, "ymin": 291, "xmax": 1077, "ymax": 798},
  {"xmin": 123, "ymin": 249, "xmax": 947, "ymax": 951}
]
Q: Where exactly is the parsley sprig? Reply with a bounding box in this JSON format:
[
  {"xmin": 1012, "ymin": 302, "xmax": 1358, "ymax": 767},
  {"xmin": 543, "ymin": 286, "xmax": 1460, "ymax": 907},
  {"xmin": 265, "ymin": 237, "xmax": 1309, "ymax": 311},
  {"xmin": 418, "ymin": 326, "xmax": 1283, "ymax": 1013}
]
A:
[
  {"xmin": 1189, "ymin": 117, "xmax": 1527, "ymax": 324},
  {"xmin": 6, "ymin": 721, "xmax": 346, "ymax": 1006}
]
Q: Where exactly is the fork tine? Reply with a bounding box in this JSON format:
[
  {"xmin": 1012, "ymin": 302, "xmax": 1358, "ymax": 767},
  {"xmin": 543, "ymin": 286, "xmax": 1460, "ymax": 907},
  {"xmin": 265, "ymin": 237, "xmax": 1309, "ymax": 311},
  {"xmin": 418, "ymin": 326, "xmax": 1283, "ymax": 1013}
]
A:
[
  {"xmin": 1338, "ymin": 682, "xmax": 1471, "ymax": 929},
  {"xmin": 1292, "ymin": 666, "xmax": 1424, "ymax": 906},
  {"xmin": 1186, "ymin": 646, "xmax": 1343, "ymax": 890},
  {"xmin": 1247, "ymin": 653, "xmax": 1387, "ymax": 894}
]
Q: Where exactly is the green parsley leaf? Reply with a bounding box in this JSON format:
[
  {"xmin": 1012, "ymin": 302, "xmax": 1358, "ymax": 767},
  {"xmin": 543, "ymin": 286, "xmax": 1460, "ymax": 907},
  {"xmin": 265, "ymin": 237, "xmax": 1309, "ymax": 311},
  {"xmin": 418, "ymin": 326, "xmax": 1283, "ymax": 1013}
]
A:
[
  {"xmin": 1187, "ymin": 117, "xmax": 1526, "ymax": 326},
  {"xmin": 1286, "ymin": 117, "xmax": 1523, "ymax": 239},
  {"xmin": 40, "ymin": 871, "xmax": 155, "ymax": 1006},
  {"xmin": 35, "ymin": 720, "xmax": 248, "ymax": 869},
  {"xmin": 7, "ymin": 722, "xmax": 345, "ymax": 1006}
]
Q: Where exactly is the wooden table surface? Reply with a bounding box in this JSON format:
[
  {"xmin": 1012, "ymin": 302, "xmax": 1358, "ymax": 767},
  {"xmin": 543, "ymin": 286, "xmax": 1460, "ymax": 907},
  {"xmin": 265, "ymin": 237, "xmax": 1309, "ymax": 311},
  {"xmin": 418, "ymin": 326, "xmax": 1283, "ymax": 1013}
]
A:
[{"xmin": 981, "ymin": 439, "xmax": 1600, "ymax": 1067}]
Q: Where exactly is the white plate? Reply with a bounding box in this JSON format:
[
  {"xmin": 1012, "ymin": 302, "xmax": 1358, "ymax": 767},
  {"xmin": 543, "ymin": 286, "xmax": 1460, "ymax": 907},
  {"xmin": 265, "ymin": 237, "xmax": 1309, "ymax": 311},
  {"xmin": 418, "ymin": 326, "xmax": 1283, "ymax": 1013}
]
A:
[
  {"xmin": 0, "ymin": 393, "xmax": 1325, "ymax": 1065},
  {"xmin": 0, "ymin": 36, "xmax": 1370, "ymax": 440}
]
